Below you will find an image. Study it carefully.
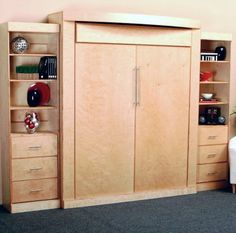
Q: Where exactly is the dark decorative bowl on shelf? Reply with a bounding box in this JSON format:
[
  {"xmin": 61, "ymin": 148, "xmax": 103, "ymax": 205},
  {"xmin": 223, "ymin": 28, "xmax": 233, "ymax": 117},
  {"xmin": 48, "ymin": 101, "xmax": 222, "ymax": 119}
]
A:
[{"xmin": 27, "ymin": 82, "xmax": 50, "ymax": 107}]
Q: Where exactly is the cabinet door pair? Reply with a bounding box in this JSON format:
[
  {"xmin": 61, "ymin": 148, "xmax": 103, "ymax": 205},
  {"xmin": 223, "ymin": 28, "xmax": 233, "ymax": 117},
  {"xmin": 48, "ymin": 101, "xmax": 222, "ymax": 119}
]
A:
[{"xmin": 75, "ymin": 43, "xmax": 191, "ymax": 198}]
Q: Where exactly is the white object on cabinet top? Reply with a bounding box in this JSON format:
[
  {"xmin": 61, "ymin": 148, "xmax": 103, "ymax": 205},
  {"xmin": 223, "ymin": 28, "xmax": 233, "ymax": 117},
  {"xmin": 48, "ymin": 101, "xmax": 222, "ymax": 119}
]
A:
[{"xmin": 49, "ymin": 10, "xmax": 200, "ymax": 29}]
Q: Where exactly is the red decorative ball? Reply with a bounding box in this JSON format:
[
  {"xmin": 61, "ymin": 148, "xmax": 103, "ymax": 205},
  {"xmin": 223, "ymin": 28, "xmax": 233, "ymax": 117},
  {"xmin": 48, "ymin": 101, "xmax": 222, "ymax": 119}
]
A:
[
  {"xmin": 29, "ymin": 123, "xmax": 35, "ymax": 129},
  {"xmin": 24, "ymin": 118, "xmax": 31, "ymax": 125},
  {"xmin": 24, "ymin": 112, "xmax": 40, "ymax": 133}
]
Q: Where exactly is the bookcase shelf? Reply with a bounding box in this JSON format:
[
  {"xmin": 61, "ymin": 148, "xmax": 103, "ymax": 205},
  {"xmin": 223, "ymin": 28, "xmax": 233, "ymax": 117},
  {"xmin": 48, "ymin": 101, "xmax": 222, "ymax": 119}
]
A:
[
  {"xmin": 10, "ymin": 105, "xmax": 56, "ymax": 110},
  {"xmin": 9, "ymin": 53, "xmax": 57, "ymax": 57}
]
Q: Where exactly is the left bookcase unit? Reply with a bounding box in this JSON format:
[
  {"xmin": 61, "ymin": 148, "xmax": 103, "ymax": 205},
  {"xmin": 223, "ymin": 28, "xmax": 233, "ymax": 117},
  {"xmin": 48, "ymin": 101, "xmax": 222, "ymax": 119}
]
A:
[{"xmin": 0, "ymin": 22, "xmax": 60, "ymax": 213}]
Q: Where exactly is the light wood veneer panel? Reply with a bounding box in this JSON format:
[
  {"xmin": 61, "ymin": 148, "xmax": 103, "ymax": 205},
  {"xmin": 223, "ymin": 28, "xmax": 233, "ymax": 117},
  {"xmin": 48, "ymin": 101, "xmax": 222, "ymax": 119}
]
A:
[
  {"xmin": 12, "ymin": 157, "xmax": 57, "ymax": 181},
  {"xmin": 75, "ymin": 43, "xmax": 136, "ymax": 198},
  {"xmin": 187, "ymin": 29, "xmax": 200, "ymax": 188},
  {"xmin": 198, "ymin": 126, "xmax": 228, "ymax": 146},
  {"xmin": 198, "ymin": 145, "xmax": 227, "ymax": 164},
  {"xmin": 8, "ymin": 22, "xmax": 59, "ymax": 33},
  {"xmin": 135, "ymin": 45, "xmax": 191, "ymax": 191},
  {"xmin": 12, "ymin": 178, "xmax": 58, "ymax": 203},
  {"xmin": 197, "ymin": 163, "xmax": 228, "ymax": 183},
  {"xmin": 76, "ymin": 23, "xmax": 192, "ymax": 46},
  {"xmin": 62, "ymin": 11, "xmax": 200, "ymax": 28},
  {"xmin": 0, "ymin": 23, "xmax": 11, "ymax": 210},
  {"xmin": 11, "ymin": 134, "xmax": 57, "ymax": 158}
]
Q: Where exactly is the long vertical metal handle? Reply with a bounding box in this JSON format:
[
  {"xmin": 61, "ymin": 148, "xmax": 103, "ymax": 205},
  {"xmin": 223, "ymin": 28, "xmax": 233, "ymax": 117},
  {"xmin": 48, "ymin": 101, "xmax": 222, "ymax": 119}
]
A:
[
  {"xmin": 133, "ymin": 67, "xmax": 137, "ymax": 106},
  {"xmin": 136, "ymin": 67, "xmax": 140, "ymax": 106}
]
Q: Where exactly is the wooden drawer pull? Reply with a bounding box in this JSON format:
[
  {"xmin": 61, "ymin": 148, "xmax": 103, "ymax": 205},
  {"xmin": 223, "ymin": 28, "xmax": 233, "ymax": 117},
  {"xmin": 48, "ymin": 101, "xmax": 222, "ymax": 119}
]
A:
[
  {"xmin": 29, "ymin": 167, "xmax": 43, "ymax": 171},
  {"xmin": 30, "ymin": 189, "xmax": 43, "ymax": 193},
  {"xmin": 28, "ymin": 146, "xmax": 42, "ymax": 150},
  {"xmin": 207, "ymin": 172, "xmax": 217, "ymax": 176},
  {"xmin": 208, "ymin": 136, "xmax": 217, "ymax": 140},
  {"xmin": 207, "ymin": 153, "xmax": 217, "ymax": 158}
]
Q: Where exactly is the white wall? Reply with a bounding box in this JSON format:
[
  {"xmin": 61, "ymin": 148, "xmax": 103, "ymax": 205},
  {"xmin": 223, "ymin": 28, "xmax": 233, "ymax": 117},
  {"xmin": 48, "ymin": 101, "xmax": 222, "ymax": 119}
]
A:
[{"xmin": 1, "ymin": 0, "xmax": 236, "ymax": 204}]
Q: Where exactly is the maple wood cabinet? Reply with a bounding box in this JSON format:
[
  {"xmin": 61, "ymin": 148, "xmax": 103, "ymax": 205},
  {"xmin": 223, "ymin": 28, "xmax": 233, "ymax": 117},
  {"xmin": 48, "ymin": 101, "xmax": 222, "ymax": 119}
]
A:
[{"xmin": 48, "ymin": 11, "xmax": 200, "ymax": 208}]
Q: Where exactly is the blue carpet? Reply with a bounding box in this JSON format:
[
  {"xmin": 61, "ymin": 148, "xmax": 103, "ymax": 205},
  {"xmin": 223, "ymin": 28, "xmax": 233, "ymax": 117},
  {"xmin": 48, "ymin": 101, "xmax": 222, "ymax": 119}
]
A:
[{"xmin": 0, "ymin": 189, "xmax": 236, "ymax": 233}]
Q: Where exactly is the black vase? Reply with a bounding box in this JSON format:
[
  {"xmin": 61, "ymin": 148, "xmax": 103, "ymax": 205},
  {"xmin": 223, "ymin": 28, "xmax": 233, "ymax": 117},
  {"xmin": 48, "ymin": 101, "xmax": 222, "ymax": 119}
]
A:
[
  {"xmin": 215, "ymin": 46, "xmax": 226, "ymax": 61},
  {"xmin": 27, "ymin": 89, "xmax": 41, "ymax": 107}
]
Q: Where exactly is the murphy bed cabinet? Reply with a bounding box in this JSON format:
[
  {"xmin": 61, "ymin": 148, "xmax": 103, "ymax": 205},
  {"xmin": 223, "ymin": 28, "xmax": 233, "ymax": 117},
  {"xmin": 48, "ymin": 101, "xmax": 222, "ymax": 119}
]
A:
[
  {"xmin": 48, "ymin": 11, "xmax": 200, "ymax": 208},
  {"xmin": 197, "ymin": 32, "xmax": 232, "ymax": 191},
  {"xmin": 0, "ymin": 22, "xmax": 60, "ymax": 213}
]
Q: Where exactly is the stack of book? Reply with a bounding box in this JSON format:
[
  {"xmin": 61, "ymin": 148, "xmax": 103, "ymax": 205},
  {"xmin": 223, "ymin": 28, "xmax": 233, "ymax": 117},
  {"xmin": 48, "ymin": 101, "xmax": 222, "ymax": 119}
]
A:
[{"xmin": 38, "ymin": 56, "xmax": 57, "ymax": 79}]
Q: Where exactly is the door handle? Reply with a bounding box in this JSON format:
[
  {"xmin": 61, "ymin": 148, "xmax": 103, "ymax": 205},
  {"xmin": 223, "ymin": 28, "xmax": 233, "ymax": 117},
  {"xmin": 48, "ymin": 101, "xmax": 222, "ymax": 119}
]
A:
[
  {"xmin": 207, "ymin": 153, "xmax": 217, "ymax": 158},
  {"xmin": 208, "ymin": 136, "xmax": 217, "ymax": 140},
  {"xmin": 29, "ymin": 167, "xmax": 43, "ymax": 172},
  {"xmin": 133, "ymin": 67, "xmax": 137, "ymax": 106},
  {"xmin": 136, "ymin": 67, "xmax": 140, "ymax": 106}
]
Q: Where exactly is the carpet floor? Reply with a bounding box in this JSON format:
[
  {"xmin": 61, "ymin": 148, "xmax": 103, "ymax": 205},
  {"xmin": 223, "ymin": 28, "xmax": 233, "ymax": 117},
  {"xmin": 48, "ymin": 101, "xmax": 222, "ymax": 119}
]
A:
[{"xmin": 1, "ymin": 189, "xmax": 236, "ymax": 233}]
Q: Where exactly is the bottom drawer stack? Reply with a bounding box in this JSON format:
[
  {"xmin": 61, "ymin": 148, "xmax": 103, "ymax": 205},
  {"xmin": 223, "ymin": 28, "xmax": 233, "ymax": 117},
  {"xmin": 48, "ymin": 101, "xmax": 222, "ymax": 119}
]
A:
[
  {"xmin": 197, "ymin": 126, "xmax": 229, "ymax": 191},
  {"xmin": 11, "ymin": 133, "xmax": 58, "ymax": 203}
]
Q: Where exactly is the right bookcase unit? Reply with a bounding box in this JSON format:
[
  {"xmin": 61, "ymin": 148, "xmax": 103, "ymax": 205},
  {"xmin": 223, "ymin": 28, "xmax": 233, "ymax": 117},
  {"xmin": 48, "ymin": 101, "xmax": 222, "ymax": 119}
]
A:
[{"xmin": 197, "ymin": 32, "xmax": 232, "ymax": 191}]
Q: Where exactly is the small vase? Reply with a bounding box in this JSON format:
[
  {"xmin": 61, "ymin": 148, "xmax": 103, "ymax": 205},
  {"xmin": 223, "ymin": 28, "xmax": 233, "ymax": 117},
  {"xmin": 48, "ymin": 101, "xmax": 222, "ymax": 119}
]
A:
[{"xmin": 215, "ymin": 46, "xmax": 226, "ymax": 61}]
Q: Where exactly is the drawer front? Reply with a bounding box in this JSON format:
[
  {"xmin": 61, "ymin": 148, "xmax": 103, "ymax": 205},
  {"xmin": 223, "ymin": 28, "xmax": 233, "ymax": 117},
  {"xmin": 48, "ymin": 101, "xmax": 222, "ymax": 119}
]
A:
[
  {"xmin": 197, "ymin": 163, "xmax": 228, "ymax": 183},
  {"xmin": 76, "ymin": 23, "xmax": 192, "ymax": 46},
  {"xmin": 12, "ymin": 178, "xmax": 58, "ymax": 203},
  {"xmin": 12, "ymin": 157, "xmax": 57, "ymax": 181},
  {"xmin": 198, "ymin": 145, "xmax": 228, "ymax": 164},
  {"xmin": 11, "ymin": 134, "xmax": 57, "ymax": 158},
  {"xmin": 198, "ymin": 126, "xmax": 228, "ymax": 146}
]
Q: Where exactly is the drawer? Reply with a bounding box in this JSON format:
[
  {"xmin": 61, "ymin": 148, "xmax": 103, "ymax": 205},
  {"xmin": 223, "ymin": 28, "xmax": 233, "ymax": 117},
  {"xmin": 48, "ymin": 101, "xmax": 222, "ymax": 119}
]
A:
[
  {"xmin": 11, "ymin": 133, "xmax": 57, "ymax": 158},
  {"xmin": 12, "ymin": 157, "xmax": 57, "ymax": 181},
  {"xmin": 12, "ymin": 178, "xmax": 58, "ymax": 203},
  {"xmin": 197, "ymin": 163, "xmax": 228, "ymax": 183},
  {"xmin": 198, "ymin": 145, "xmax": 228, "ymax": 164},
  {"xmin": 198, "ymin": 126, "xmax": 228, "ymax": 146}
]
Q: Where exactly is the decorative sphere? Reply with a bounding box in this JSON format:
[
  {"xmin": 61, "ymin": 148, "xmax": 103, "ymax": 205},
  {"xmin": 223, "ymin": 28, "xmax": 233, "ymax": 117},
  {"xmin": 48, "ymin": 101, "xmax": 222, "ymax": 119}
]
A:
[
  {"xmin": 11, "ymin": 36, "xmax": 29, "ymax": 54},
  {"xmin": 24, "ymin": 118, "xmax": 31, "ymax": 125}
]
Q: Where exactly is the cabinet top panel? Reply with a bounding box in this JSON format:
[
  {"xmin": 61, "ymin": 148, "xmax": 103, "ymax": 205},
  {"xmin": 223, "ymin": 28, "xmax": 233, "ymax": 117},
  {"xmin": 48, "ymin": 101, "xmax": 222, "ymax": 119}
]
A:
[
  {"xmin": 50, "ymin": 10, "xmax": 200, "ymax": 29},
  {"xmin": 3, "ymin": 22, "xmax": 59, "ymax": 33},
  {"xmin": 201, "ymin": 32, "xmax": 232, "ymax": 41}
]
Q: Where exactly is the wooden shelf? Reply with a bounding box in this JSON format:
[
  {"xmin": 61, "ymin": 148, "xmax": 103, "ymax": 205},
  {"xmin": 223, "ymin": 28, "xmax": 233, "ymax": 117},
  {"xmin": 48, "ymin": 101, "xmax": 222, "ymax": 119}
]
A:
[
  {"xmin": 199, "ymin": 101, "xmax": 228, "ymax": 106},
  {"xmin": 200, "ymin": 81, "xmax": 229, "ymax": 84},
  {"xmin": 200, "ymin": 60, "xmax": 230, "ymax": 63},
  {"xmin": 9, "ymin": 53, "xmax": 56, "ymax": 57},
  {"xmin": 11, "ymin": 131, "xmax": 58, "ymax": 136},
  {"xmin": 10, "ymin": 105, "xmax": 56, "ymax": 110},
  {"xmin": 10, "ymin": 79, "xmax": 57, "ymax": 82}
]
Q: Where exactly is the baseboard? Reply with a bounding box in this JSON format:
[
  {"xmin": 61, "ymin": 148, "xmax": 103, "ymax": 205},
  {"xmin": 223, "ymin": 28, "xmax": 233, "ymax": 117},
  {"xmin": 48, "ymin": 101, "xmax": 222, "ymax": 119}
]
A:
[
  {"xmin": 63, "ymin": 187, "xmax": 197, "ymax": 209},
  {"xmin": 10, "ymin": 199, "xmax": 60, "ymax": 213}
]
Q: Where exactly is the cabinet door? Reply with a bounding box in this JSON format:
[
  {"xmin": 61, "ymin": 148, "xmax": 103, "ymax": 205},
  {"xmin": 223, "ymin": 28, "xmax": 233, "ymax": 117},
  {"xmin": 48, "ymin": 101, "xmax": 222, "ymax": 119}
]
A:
[
  {"xmin": 75, "ymin": 43, "xmax": 136, "ymax": 198},
  {"xmin": 135, "ymin": 45, "xmax": 191, "ymax": 191}
]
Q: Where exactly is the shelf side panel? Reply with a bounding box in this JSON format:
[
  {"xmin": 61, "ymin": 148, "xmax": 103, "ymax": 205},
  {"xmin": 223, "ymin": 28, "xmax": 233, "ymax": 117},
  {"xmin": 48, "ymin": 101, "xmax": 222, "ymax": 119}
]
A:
[
  {"xmin": 188, "ymin": 29, "xmax": 200, "ymax": 188},
  {"xmin": 0, "ymin": 24, "xmax": 11, "ymax": 210},
  {"xmin": 48, "ymin": 13, "xmax": 76, "ymax": 201}
]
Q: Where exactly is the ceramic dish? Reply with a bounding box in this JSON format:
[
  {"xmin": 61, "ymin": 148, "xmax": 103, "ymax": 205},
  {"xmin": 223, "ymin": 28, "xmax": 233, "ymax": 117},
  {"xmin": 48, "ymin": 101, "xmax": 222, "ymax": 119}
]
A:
[{"xmin": 28, "ymin": 82, "xmax": 50, "ymax": 105}]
